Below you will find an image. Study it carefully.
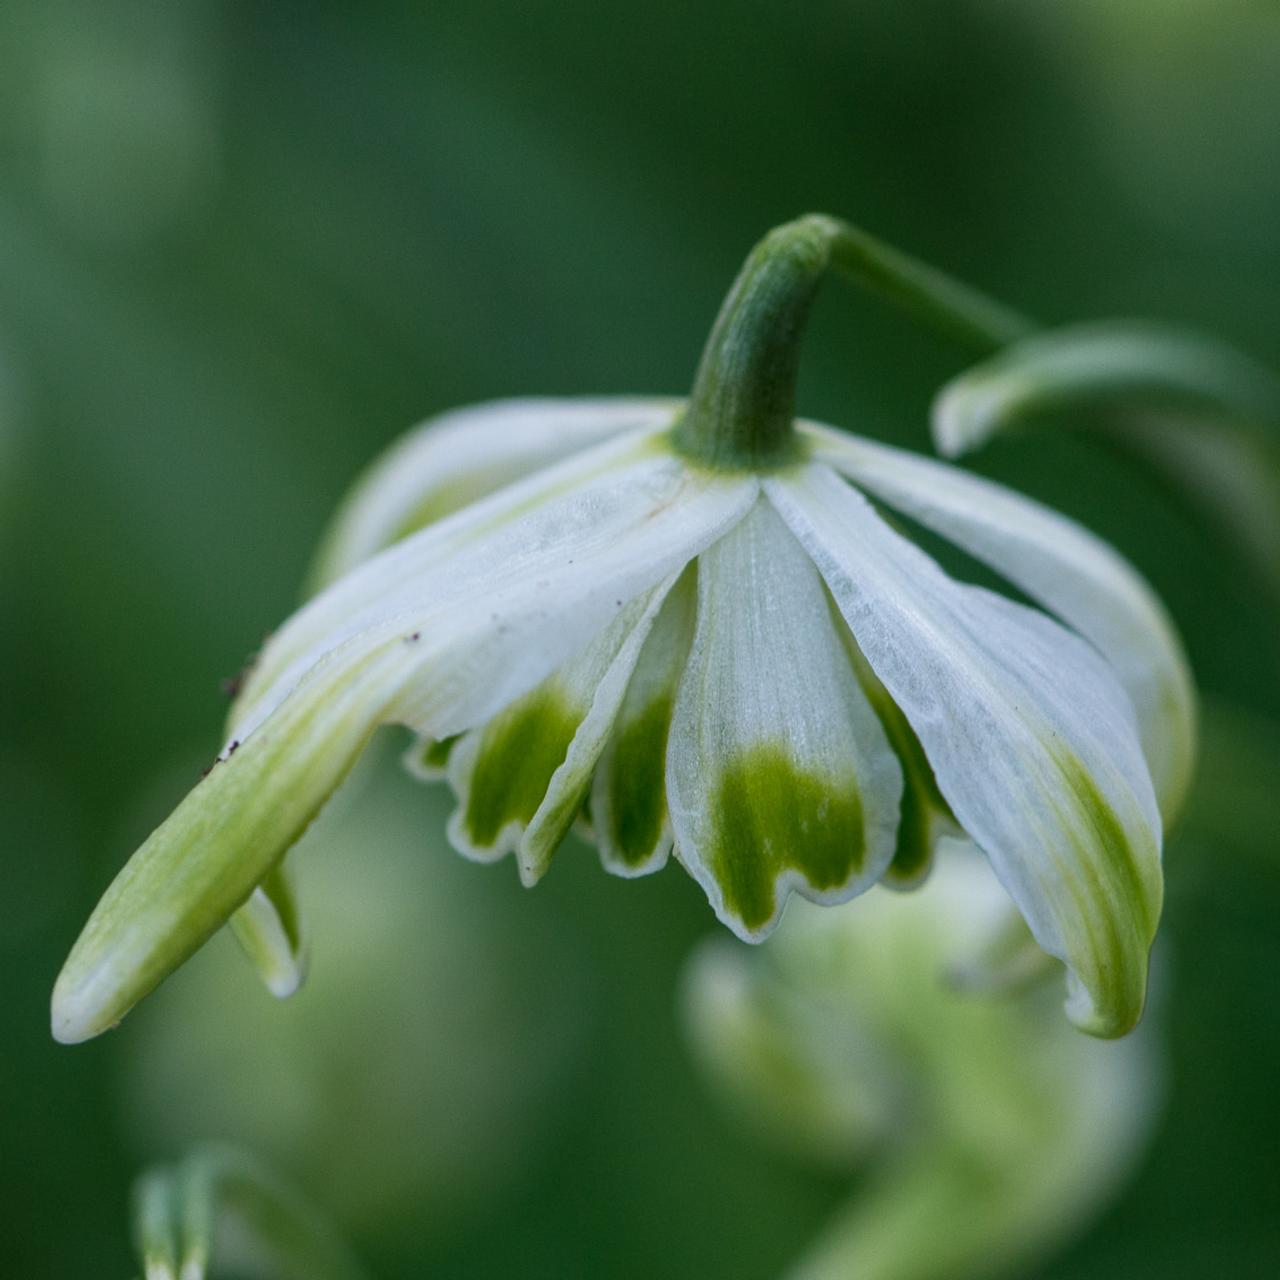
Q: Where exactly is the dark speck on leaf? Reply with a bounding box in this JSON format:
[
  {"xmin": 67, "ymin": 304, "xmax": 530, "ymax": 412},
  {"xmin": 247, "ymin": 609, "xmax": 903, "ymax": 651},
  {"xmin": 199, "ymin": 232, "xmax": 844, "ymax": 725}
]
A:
[
  {"xmin": 228, "ymin": 739, "xmax": 240, "ymax": 756},
  {"xmin": 222, "ymin": 645, "xmax": 263, "ymax": 700}
]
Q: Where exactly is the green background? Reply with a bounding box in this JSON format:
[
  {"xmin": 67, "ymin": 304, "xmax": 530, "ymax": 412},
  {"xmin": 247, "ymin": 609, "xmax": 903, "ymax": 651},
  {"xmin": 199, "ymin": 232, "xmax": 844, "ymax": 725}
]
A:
[{"xmin": 2, "ymin": 1, "xmax": 1277, "ymax": 1275}]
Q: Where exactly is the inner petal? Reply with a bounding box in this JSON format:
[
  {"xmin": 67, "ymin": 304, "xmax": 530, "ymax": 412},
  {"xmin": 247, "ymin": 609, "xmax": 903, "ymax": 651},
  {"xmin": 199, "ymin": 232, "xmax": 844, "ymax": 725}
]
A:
[
  {"xmin": 667, "ymin": 500, "xmax": 903, "ymax": 940},
  {"xmin": 592, "ymin": 563, "xmax": 699, "ymax": 877},
  {"xmin": 447, "ymin": 578, "xmax": 678, "ymax": 883}
]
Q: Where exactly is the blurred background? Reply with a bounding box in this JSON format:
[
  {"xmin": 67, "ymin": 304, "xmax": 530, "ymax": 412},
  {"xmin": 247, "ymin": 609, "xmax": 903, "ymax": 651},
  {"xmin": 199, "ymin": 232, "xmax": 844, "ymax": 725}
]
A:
[{"xmin": 2, "ymin": 0, "xmax": 1278, "ymax": 1275}]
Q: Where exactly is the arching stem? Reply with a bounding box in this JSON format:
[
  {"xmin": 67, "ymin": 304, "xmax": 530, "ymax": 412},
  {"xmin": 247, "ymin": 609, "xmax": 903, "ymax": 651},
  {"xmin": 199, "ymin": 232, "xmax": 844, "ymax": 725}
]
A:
[{"xmin": 672, "ymin": 213, "xmax": 1034, "ymax": 471}]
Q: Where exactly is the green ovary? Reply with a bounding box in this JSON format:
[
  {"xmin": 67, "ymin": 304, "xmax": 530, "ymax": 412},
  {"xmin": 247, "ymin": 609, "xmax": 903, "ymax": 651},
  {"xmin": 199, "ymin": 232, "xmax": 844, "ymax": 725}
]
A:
[
  {"xmin": 606, "ymin": 695, "xmax": 674, "ymax": 866},
  {"xmin": 464, "ymin": 689, "xmax": 583, "ymax": 847},
  {"xmin": 709, "ymin": 748, "xmax": 865, "ymax": 931}
]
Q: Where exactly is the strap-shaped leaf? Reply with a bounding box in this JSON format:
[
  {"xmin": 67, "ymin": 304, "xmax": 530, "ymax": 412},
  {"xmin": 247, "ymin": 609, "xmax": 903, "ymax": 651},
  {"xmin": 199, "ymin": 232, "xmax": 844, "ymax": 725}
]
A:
[{"xmin": 932, "ymin": 320, "xmax": 1280, "ymax": 609}]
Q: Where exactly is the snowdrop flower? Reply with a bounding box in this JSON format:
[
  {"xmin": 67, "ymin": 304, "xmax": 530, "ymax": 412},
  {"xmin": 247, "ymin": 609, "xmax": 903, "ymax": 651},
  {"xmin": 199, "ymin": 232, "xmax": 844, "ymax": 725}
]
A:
[
  {"xmin": 683, "ymin": 852, "xmax": 1161, "ymax": 1280},
  {"xmin": 52, "ymin": 215, "xmax": 1194, "ymax": 1044}
]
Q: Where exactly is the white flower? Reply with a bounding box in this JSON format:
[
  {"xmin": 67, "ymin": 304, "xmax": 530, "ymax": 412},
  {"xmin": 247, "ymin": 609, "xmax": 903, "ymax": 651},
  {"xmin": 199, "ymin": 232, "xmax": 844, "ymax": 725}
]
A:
[
  {"xmin": 52, "ymin": 216, "xmax": 1194, "ymax": 1044},
  {"xmin": 682, "ymin": 851, "xmax": 1162, "ymax": 1280}
]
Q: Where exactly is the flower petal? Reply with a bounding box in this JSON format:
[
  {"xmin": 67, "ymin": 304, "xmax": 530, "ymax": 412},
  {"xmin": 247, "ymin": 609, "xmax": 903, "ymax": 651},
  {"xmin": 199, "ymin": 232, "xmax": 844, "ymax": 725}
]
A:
[
  {"xmin": 231, "ymin": 426, "xmax": 673, "ymax": 728},
  {"xmin": 230, "ymin": 402, "xmax": 673, "ymax": 968},
  {"xmin": 766, "ymin": 464, "xmax": 1162, "ymax": 1037},
  {"xmin": 54, "ymin": 456, "xmax": 755, "ymax": 1042},
  {"xmin": 446, "ymin": 575, "xmax": 678, "ymax": 885},
  {"xmin": 228, "ymin": 430, "xmax": 698, "ymax": 985},
  {"xmin": 309, "ymin": 396, "xmax": 680, "ymax": 588},
  {"xmin": 803, "ymin": 422, "xmax": 1196, "ymax": 823},
  {"xmin": 591, "ymin": 565, "xmax": 698, "ymax": 877},
  {"xmin": 667, "ymin": 500, "xmax": 903, "ymax": 941},
  {"xmin": 836, "ymin": 628, "xmax": 959, "ymax": 888},
  {"xmin": 228, "ymin": 861, "xmax": 308, "ymax": 998},
  {"xmin": 401, "ymin": 732, "xmax": 460, "ymax": 781},
  {"xmin": 52, "ymin": 638, "xmax": 416, "ymax": 1045}
]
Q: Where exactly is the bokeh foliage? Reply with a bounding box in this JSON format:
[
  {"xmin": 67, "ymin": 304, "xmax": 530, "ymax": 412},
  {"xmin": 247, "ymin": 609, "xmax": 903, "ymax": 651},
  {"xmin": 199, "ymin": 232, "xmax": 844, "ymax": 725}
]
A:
[{"xmin": 1, "ymin": 1, "xmax": 1277, "ymax": 1275}]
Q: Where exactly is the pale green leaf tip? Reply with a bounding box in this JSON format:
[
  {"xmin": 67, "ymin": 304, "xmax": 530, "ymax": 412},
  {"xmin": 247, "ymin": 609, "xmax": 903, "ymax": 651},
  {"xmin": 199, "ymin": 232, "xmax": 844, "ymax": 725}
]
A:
[{"xmin": 929, "ymin": 373, "xmax": 1016, "ymax": 459}]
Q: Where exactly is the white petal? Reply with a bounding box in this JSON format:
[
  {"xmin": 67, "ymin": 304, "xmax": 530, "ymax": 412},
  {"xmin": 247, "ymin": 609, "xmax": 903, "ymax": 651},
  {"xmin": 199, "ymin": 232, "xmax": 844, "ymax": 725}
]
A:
[
  {"xmin": 766, "ymin": 464, "xmax": 1162, "ymax": 1037},
  {"xmin": 802, "ymin": 421, "xmax": 1196, "ymax": 822},
  {"xmin": 232, "ymin": 401, "xmax": 680, "ymax": 952},
  {"xmin": 309, "ymin": 396, "xmax": 680, "ymax": 587},
  {"xmin": 591, "ymin": 565, "xmax": 699, "ymax": 878},
  {"xmin": 52, "ymin": 636, "xmax": 420, "ymax": 1044},
  {"xmin": 228, "ymin": 861, "xmax": 307, "ymax": 998},
  {"xmin": 667, "ymin": 500, "xmax": 903, "ymax": 941},
  {"xmin": 230, "ymin": 426, "xmax": 672, "ymax": 732},
  {"xmin": 445, "ymin": 575, "xmax": 677, "ymax": 885},
  {"xmin": 54, "ymin": 454, "xmax": 756, "ymax": 1042}
]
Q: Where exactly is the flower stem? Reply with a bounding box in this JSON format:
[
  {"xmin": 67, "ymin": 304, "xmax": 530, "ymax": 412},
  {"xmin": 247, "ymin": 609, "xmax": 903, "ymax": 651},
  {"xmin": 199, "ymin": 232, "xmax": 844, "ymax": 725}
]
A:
[
  {"xmin": 130, "ymin": 1144, "xmax": 368, "ymax": 1280},
  {"xmin": 672, "ymin": 213, "xmax": 1034, "ymax": 471}
]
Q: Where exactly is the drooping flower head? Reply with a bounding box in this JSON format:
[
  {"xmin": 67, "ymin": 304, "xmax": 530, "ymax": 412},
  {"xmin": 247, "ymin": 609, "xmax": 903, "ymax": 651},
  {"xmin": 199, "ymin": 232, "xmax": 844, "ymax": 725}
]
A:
[{"xmin": 52, "ymin": 215, "xmax": 1195, "ymax": 1044}]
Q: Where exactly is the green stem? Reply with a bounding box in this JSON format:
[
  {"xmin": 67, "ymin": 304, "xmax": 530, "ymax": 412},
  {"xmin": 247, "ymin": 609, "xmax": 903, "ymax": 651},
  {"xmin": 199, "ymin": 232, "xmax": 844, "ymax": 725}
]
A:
[
  {"xmin": 671, "ymin": 213, "xmax": 1034, "ymax": 471},
  {"xmin": 129, "ymin": 1145, "xmax": 368, "ymax": 1280}
]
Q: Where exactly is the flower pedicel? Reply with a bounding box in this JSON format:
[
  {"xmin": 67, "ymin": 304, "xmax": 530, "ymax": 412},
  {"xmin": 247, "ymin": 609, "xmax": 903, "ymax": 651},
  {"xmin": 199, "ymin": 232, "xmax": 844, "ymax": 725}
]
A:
[{"xmin": 52, "ymin": 215, "xmax": 1194, "ymax": 1044}]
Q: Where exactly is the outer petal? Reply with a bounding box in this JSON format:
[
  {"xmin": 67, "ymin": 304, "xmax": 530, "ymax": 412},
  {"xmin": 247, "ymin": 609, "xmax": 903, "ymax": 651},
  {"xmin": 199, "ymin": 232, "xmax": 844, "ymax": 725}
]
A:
[
  {"xmin": 446, "ymin": 575, "xmax": 677, "ymax": 885},
  {"xmin": 52, "ymin": 637, "xmax": 416, "ymax": 1045},
  {"xmin": 766, "ymin": 464, "xmax": 1162, "ymax": 1037},
  {"xmin": 667, "ymin": 500, "xmax": 903, "ymax": 941},
  {"xmin": 226, "ymin": 429, "xmax": 677, "ymax": 983},
  {"xmin": 53, "ymin": 456, "xmax": 756, "ymax": 1043},
  {"xmin": 308, "ymin": 396, "xmax": 680, "ymax": 588},
  {"xmin": 802, "ymin": 421, "xmax": 1195, "ymax": 823},
  {"xmin": 591, "ymin": 565, "xmax": 698, "ymax": 877},
  {"xmin": 231, "ymin": 401, "xmax": 677, "ymax": 966},
  {"xmin": 231, "ymin": 426, "xmax": 672, "ymax": 725}
]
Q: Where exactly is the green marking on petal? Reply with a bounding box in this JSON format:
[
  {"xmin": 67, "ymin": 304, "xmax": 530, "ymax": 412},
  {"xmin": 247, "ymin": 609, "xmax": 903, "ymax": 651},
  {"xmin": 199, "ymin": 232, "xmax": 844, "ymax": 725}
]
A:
[
  {"xmin": 709, "ymin": 748, "xmax": 865, "ymax": 932},
  {"xmin": 1057, "ymin": 753, "xmax": 1158, "ymax": 932},
  {"xmin": 422, "ymin": 734, "xmax": 459, "ymax": 770},
  {"xmin": 880, "ymin": 705, "xmax": 953, "ymax": 886},
  {"xmin": 1047, "ymin": 750, "xmax": 1161, "ymax": 1036},
  {"xmin": 462, "ymin": 688, "xmax": 583, "ymax": 849},
  {"xmin": 606, "ymin": 693, "xmax": 674, "ymax": 868},
  {"xmin": 832, "ymin": 601, "xmax": 952, "ymax": 886},
  {"xmin": 888, "ymin": 771, "xmax": 934, "ymax": 884}
]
